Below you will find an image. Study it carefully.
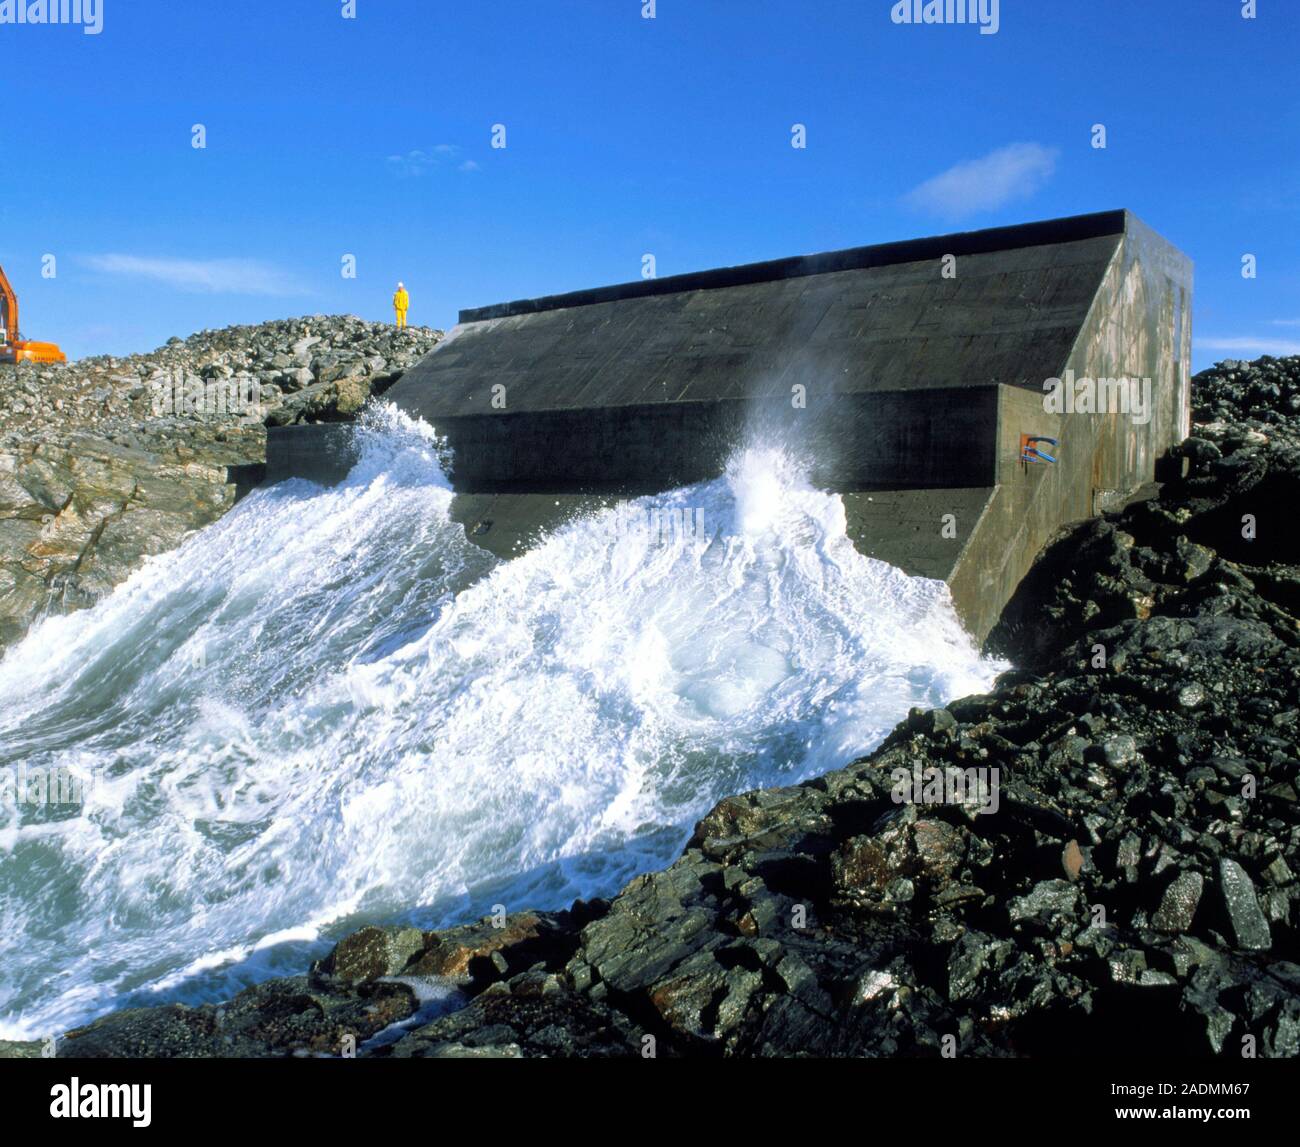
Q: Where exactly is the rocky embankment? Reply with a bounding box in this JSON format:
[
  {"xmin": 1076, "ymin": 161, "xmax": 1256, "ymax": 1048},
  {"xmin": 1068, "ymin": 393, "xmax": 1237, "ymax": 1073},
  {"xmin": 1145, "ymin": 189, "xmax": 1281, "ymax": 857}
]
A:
[
  {"xmin": 0, "ymin": 316, "xmax": 441, "ymax": 648},
  {"xmin": 8, "ymin": 355, "xmax": 1292, "ymax": 1060}
]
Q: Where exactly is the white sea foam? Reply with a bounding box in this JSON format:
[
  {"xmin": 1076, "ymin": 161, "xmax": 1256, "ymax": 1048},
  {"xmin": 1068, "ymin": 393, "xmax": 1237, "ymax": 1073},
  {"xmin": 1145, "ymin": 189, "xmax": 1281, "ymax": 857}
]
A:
[{"xmin": 0, "ymin": 405, "xmax": 1003, "ymax": 1038}]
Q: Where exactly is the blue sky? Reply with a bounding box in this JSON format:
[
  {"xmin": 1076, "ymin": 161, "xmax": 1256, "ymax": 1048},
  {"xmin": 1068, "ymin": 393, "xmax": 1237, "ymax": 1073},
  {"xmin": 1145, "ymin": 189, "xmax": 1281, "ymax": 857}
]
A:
[{"xmin": 1, "ymin": 0, "xmax": 1296, "ymax": 368}]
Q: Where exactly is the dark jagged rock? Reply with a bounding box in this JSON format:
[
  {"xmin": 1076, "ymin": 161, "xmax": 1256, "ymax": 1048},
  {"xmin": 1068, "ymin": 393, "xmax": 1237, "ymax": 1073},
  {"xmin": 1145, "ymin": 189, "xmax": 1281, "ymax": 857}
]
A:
[
  {"xmin": 1153, "ymin": 871, "xmax": 1205, "ymax": 934},
  {"xmin": 318, "ymin": 925, "xmax": 426, "ymax": 985},
  {"xmin": 6, "ymin": 354, "xmax": 1299, "ymax": 1060},
  {"xmin": 50, "ymin": 976, "xmax": 421, "ymax": 1059},
  {"xmin": 381, "ymin": 974, "xmax": 646, "ymax": 1059},
  {"xmin": 1218, "ymin": 859, "xmax": 1272, "ymax": 952}
]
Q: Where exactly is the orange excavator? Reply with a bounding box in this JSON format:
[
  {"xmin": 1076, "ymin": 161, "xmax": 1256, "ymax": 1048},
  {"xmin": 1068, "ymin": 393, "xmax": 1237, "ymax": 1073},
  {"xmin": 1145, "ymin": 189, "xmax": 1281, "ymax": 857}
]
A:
[{"xmin": 0, "ymin": 263, "xmax": 66, "ymax": 364}]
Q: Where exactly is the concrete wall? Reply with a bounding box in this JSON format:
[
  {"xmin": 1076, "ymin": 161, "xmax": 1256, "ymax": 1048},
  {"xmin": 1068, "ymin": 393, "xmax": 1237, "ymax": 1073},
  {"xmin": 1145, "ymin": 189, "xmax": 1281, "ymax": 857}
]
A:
[
  {"xmin": 264, "ymin": 422, "xmax": 357, "ymax": 486},
  {"xmin": 948, "ymin": 215, "xmax": 1193, "ymax": 640},
  {"xmin": 263, "ymin": 210, "xmax": 1192, "ymax": 645},
  {"xmin": 432, "ymin": 389, "xmax": 1001, "ymax": 493}
]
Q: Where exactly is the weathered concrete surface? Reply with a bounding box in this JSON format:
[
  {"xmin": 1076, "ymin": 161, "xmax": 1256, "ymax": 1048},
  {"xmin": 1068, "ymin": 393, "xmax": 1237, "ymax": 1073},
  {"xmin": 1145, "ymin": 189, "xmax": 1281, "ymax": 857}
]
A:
[
  {"xmin": 265, "ymin": 210, "xmax": 1192, "ymax": 640},
  {"xmin": 262, "ymin": 421, "xmax": 357, "ymax": 487}
]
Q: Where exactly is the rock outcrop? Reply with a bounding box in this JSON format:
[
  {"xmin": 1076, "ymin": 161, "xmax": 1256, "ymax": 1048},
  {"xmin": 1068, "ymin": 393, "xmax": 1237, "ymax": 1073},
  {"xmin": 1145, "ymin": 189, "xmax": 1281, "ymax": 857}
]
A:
[
  {"xmin": 0, "ymin": 316, "xmax": 441, "ymax": 648},
  {"xmin": 21, "ymin": 354, "xmax": 1296, "ymax": 1060}
]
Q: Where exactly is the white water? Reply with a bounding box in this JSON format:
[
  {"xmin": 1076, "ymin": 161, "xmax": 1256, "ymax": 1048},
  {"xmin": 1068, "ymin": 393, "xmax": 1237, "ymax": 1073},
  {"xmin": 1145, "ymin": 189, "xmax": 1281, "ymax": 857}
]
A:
[{"xmin": 0, "ymin": 406, "xmax": 1003, "ymax": 1038}]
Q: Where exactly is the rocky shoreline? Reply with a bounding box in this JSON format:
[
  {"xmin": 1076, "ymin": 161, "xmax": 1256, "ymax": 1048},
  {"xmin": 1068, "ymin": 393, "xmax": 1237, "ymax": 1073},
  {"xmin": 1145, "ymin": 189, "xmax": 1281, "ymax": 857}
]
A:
[
  {"xmin": 0, "ymin": 316, "xmax": 442, "ymax": 649},
  {"xmin": 2, "ymin": 352, "xmax": 1298, "ymax": 1059}
]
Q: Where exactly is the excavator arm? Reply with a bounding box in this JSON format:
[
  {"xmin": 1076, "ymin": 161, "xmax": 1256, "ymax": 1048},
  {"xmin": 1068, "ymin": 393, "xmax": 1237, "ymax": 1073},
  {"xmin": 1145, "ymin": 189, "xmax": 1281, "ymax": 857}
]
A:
[
  {"xmin": 0, "ymin": 262, "xmax": 65, "ymax": 364},
  {"xmin": 0, "ymin": 262, "xmax": 18, "ymax": 345}
]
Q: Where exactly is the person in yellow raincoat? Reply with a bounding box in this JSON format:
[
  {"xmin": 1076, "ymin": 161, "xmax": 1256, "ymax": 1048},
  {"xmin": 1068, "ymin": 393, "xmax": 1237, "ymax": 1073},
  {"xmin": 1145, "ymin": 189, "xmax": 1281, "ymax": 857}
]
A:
[{"xmin": 393, "ymin": 282, "xmax": 409, "ymax": 329}]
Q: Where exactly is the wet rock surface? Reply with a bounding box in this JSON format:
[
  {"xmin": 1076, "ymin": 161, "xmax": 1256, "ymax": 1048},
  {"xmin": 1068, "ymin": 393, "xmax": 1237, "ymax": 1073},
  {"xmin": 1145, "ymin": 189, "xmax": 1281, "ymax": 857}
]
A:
[
  {"xmin": 0, "ymin": 315, "xmax": 441, "ymax": 649},
  {"xmin": 5, "ymin": 355, "xmax": 1299, "ymax": 1059}
]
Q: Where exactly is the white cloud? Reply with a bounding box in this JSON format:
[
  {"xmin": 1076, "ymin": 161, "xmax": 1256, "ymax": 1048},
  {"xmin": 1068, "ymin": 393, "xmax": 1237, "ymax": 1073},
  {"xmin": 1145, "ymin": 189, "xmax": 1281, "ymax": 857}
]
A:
[
  {"xmin": 903, "ymin": 143, "xmax": 1059, "ymax": 220},
  {"xmin": 387, "ymin": 150, "xmax": 437, "ymax": 177},
  {"xmin": 83, "ymin": 254, "xmax": 307, "ymax": 296},
  {"xmin": 1195, "ymin": 336, "xmax": 1300, "ymax": 356},
  {"xmin": 387, "ymin": 145, "xmax": 478, "ymax": 178},
  {"xmin": 1269, "ymin": 319, "xmax": 1300, "ymax": 328}
]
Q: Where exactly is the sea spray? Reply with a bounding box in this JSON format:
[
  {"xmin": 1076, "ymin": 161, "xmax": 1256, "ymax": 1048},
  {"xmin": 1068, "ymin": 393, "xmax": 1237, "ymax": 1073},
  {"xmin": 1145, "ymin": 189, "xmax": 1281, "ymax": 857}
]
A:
[{"xmin": 0, "ymin": 406, "xmax": 1003, "ymax": 1038}]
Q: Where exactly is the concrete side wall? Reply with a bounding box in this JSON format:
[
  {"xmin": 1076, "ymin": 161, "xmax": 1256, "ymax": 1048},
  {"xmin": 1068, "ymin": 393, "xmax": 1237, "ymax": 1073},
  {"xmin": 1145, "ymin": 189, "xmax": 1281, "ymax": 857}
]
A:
[
  {"xmin": 437, "ymin": 388, "xmax": 1000, "ymax": 493},
  {"xmin": 843, "ymin": 487, "xmax": 996, "ymax": 583},
  {"xmin": 947, "ymin": 386, "xmax": 1065, "ymax": 641},
  {"xmin": 448, "ymin": 492, "xmax": 619, "ymax": 560},
  {"xmin": 264, "ymin": 423, "xmax": 358, "ymax": 486},
  {"xmin": 946, "ymin": 221, "xmax": 1192, "ymax": 640},
  {"xmin": 1063, "ymin": 212, "xmax": 1194, "ymax": 491}
]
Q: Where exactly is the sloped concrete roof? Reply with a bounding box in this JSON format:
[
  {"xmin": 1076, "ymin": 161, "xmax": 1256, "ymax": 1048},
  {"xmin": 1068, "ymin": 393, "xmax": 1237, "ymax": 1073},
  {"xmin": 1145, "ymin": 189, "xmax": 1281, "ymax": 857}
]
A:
[{"xmin": 388, "ymin": 211, "xmax": 1128, "ymax": 422}]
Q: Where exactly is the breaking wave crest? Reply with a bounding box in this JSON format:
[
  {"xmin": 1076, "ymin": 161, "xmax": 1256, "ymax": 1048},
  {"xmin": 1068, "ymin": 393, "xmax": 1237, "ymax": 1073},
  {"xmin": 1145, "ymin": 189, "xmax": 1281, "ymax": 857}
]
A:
[{"xmin": 0, "ymin": 405, "xmax": 1002, "ymax": 1037}]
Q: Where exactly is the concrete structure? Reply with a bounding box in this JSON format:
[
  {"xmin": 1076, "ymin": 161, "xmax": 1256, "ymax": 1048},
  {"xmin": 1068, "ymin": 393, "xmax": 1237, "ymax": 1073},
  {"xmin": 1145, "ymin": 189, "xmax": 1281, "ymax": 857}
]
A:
[{"xmin": 264, "ymin": 210, "xmax": 1192, "ymax": 641}]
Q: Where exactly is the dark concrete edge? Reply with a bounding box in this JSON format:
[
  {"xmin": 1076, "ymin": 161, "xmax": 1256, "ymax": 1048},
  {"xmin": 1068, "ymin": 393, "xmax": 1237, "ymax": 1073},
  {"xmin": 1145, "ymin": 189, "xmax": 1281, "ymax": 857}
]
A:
[
  {"xmin": 459, "ymin": 209, "xmax": 1132, "ymax": 322},
  {"xmin": 385, "ymin": 384, "xmax": 1008, "ymax": 440},
  {"xmin": 227, "ymin": 462, "xmax": 267, "ymax": 501}
]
